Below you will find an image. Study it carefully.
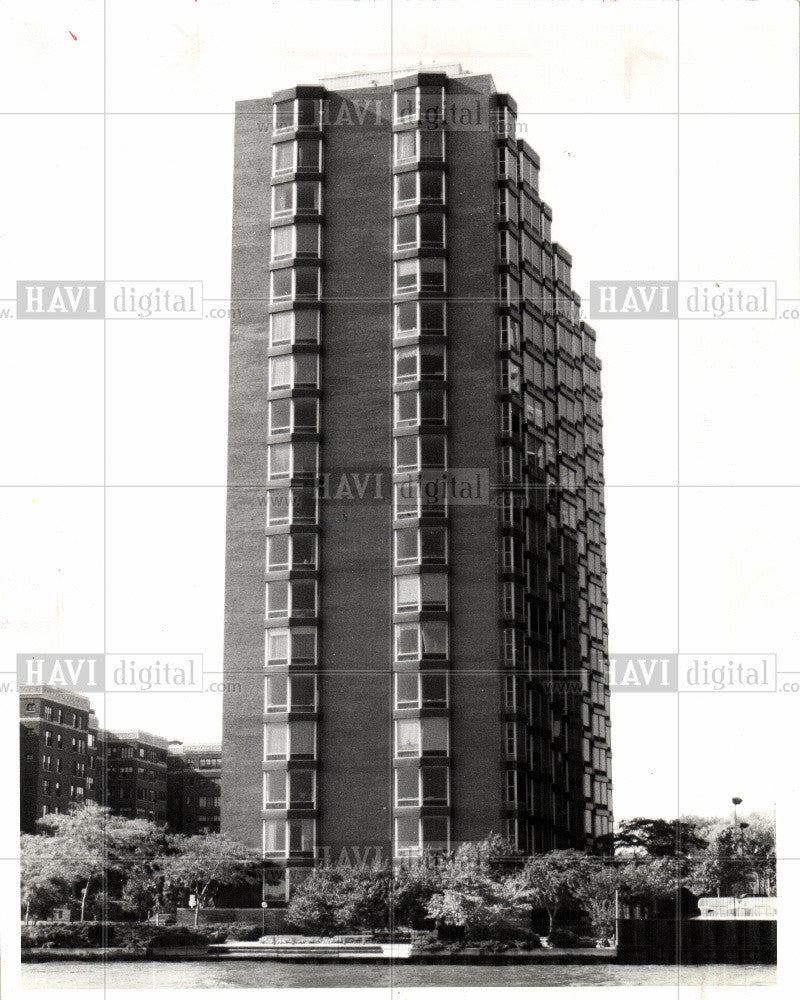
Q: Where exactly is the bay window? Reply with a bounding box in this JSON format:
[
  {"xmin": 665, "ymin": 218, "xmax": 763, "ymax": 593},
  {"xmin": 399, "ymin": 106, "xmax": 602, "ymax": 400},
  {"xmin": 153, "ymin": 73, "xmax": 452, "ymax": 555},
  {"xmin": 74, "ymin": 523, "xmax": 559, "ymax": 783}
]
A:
[{"xmin": 394, "ymin": 621, "xmax": 448, "ymax": 660}]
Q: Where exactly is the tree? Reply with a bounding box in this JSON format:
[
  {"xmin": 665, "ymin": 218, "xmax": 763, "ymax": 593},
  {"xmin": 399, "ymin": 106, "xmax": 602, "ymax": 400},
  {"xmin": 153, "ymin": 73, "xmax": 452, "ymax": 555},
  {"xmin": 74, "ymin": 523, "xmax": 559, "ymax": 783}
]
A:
[
  {"xmin": 36, "ymin": 801, "xmax": 160, "ymax": 921},
  {"xmin": 621, "ymin": 856, "xmax": 687, "ymax": 904},
  {"xmin": 615, "ymin": 818, "xmax": 707, "ymax": 858},
  {"xmin": 287, "ymin": 865, "xmax": 393, "ymax": 935},
  {"xmin": 339, "ymin": 867, "xmax": 393, "ymax": 932},
  {"xmin": 570, "ymin": 860, "xmax": 626, "ymax": 944},
  {"xmin": 158, "ymin": 833, "xmax": 266, "ymax": 927},
  {"xmin": 687, "ymin": 813, "xmax": 776, "ymax": 898},
  {"xmin": 425, "ymin": 869, "xmax": 528, "ymax": 939},
  {"xmin": 20, "ymin": 834, "xmax": 70, "ymax": 924},
  {"xmin": 392, "ymin": 859, "xmax": 445, "ymax": 928},
  {"xmin": 286, "ymin": 866, "xmax": 353, "ymax": 934},
  {"xmin": 507, "ymin": 849, "xmax": 586, "ymax": 937}
]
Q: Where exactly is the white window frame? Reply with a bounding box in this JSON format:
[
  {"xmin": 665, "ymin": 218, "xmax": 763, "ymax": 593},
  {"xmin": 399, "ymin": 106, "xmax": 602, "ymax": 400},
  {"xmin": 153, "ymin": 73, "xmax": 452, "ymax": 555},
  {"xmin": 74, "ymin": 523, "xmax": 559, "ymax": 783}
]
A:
[
  {"xmin": 394, "ymin": 815, "xmax": 451, "ymax": 858},
  {"xmin": 271, "ymin": 224, "xmax": 322, "ymax": 262},
  {"xmin": 268, "ymin": 397, "xmax": 319, "ymax": 435},
  {"xmin": 394, "ymin": 672, "xmax": 448, "ymax": 710},
  {"xmin": 394, "ymin": 214, "xmax": 446, "ymax": 252},
  {"xmin": 393, "ymin": 479, "xmax": 447, "ymax": 520},
  {"xmin": 267, "ymin": 441, "xmax": 319, "ymax": 482},
  {"xmin": 393, "ymin": 525, "xmax": 447, "ymax": 567},
  {"xmin": 393, "ymin": 621, "xmax": 449, "ymax": 660},
  {"xmin": 265, "ymin": 625, "xmax": 318, "ymax": 665},
  {"xmin": 268, "ymin": 354, "xmax": 319, "ymax": 391},
  {"xmin": 497, "ymin": 187, "xmax": 518, "ymax": 221},
  {"xmin": 270, "ymin": 267, "xmax": 322, "ymax": 303},
  {"xmin": 264, "ymin": 673, "xmax": 318, "ymax": 713},
  {"xmin": 265, "ymin": 578, "xmax": 318, "ymax": 619},
  {"xmin": 266, "ymin": 532, "xmax": 318, "ymax": 571},
  {"xmin": 393, "ymin": 258, "xmax": 447, "ymax": 296},
  {"xmin": 394, "ymin": 573, "xmax": 448, "ymax": 613},
  {"xmin": 393, "ymin": 129, "xmax": 446, "ymax": 165},
  {"xmin": 272, "ymin": 138, "xmax": 323, "ymax": 176},
  {"xmin": 498, "ymin": 146, "xmax": 518, "ymax": 182},
  {"xmin": 264, "ymin": 719, "xmax": 317, "ymax": 761},
  {"xmin": 271, "ymin": 181, "xmax": 322, "ymax": 220},
  {"xmin": 393, "ymin": 300, "xmax": 447, "ymax": 337},
  {"xmin": 269, "ymin": 310, "xmax": 320, "ymax": 347},
  {"xmin": 393, "ymin": 171, "xmax": 446, "ymax": 209},
  {"xmin": 273, "ymin": 97, "xmax": 322, "ymax": 134}
]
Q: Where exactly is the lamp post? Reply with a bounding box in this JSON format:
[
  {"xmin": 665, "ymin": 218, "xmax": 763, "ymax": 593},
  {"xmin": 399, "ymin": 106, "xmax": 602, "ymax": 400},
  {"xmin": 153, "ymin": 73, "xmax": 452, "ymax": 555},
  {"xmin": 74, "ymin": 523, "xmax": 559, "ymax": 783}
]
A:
[
  {"xmin": 731, "ymin": 797, "xmax": 743, "ymax": 917},
  {"xmin": 261, "ymin": 900, "xmax": 268, "ymax": 936}
]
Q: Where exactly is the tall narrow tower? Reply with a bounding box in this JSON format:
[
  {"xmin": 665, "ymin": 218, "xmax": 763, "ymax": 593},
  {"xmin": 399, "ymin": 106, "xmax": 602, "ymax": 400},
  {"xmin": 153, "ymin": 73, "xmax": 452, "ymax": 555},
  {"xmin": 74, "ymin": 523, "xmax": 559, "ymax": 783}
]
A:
[{"xmin": 222, "ymin": 68, "xmax": 612, "ymax": 902}]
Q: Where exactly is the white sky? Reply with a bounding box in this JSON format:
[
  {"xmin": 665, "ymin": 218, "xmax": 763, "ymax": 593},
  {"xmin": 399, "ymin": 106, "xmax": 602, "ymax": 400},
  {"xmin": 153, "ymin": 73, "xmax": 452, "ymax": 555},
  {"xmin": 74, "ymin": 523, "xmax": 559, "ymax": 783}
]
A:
[{"xmin": 0, "ymin": 1, "xmax": 798, "ymax": 841}]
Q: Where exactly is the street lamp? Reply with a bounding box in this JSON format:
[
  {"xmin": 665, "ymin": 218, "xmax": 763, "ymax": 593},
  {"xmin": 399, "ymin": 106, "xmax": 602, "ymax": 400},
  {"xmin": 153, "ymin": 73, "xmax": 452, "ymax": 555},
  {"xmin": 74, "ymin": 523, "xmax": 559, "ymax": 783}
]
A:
[
  {"xmin": 261, "ymin": 900, "xmax": 269, "ymax": 936},
  {"xmin": 731, "ymin": 797, "xmax": 743, "ymax": 917}
]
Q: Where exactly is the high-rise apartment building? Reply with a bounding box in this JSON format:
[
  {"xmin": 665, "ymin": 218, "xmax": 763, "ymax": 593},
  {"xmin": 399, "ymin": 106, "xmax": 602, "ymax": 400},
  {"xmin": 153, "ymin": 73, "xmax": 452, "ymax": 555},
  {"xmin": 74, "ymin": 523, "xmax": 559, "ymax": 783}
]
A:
[{"xmin": 222, "ymin": 67, "xmax": 612, "ymax": 901}]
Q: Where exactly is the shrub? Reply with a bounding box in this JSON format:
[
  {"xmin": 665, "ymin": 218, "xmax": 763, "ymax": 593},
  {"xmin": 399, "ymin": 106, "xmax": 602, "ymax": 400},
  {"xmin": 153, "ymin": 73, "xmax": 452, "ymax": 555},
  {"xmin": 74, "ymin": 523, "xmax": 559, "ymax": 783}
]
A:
[
  {"xmin": 195, "ymin": 923, "xmax": 263, "ymax": 943},
  {"xmin": 547, "ymin": 928, "xmax": 583, "ymax": 948},
  {"xmin": 21, "ymin": 922, "xmax": 106, "ymax": 949}
]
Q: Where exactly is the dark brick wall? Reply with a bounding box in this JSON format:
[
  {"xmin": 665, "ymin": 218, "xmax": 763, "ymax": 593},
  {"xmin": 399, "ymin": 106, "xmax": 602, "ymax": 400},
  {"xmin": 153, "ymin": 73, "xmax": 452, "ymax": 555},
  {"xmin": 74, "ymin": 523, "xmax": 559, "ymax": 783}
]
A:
[
  {"xmin": 444, "ymin": 77, "xmax": 505, "ymax": 841},
  {"xmin": 222, "ymin": 97, "xmax": 273, "ymax": 849},
  {"xmin": 316, "ymin": 86, "xmax": 394, "ymax": 858}
]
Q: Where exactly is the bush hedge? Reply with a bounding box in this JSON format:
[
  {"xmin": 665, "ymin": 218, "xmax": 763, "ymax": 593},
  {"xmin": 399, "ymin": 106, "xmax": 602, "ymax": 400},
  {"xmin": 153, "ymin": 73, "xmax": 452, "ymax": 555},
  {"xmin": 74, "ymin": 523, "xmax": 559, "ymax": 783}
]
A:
[
  {"xmin": 547, "ymin": 928, "xmax": 597, "ymax": 949},
  {"xmin": 21, "ymin": 922, "xmax": 217, "ymax": 950}
]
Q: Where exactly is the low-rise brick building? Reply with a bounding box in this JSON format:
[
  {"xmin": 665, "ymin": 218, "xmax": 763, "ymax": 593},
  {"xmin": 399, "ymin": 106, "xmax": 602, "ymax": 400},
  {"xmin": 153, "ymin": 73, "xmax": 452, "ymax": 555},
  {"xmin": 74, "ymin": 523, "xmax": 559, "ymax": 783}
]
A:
[{"xmin": 166, "ymin": 743, "xmax": 222, "ymax": 834}]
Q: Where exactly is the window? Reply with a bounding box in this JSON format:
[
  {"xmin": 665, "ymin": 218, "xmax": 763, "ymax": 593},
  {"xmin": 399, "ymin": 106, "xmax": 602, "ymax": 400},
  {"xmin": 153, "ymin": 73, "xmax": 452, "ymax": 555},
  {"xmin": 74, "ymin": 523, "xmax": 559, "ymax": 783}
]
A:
[
  {"xmin": 266, "ymin": 532, "xmax": 317, "ymax": 571},
  {"xmin": 394, "ymin": 389, "xmax": 446, "ymax": 427},
  {"xmin": 498, "ymin": 273, "xmax": 520, "ymax": 306},
  {"xmin": 394, "ymin": 172, "xmax": 445, "ymax": 208},
  {"xmin": 393, "ymin": 300, "xmax": 446, "ymax": 337},
  {"xmin": 394, "ymin": 573, "xmax": 448, "ymax": 613},
  {"xmin": 271, "ymin": 224, "xmax": 321, "ymax": 261},
  {"xmin": 272, "ymin": 139, "xmax": 322, "ymax": 175},
  {"xmin": 264, "ymin": 817, "xmax": 316, "ymax": 857},
  {"xmin": 395, "ymin": 672, "xmax": 448, "ymax": 709},
  {"xmin": 499, "ymin": 316, "xmax": 521, "ymax": 352},
  {"xmin": 393, "ymin": 478, "xmax": 447, "ymax": 519},
  {"xmin": 265, "ymin": 579, "xmax": 317, "ymax": 618},
  {"xmin": 265, "ymin": 674, "xmax": 317, "ymax": 712},
  {"xmin": 270, "ymin": 267, "xmax": 321, "ymax": 302},
  {"xmin": 269, "ymin": 310, "xmax": 320, "ymax": 346},
  {"xmin": 393, "ymin": 129, "xmax": 445, "ymax": 164},
  {"xmin": 273, "ymin": 97, "xmax": 321, "ymax": 133},
  {"xmin": 268, "ymin": 397, "xmax": 319, "ymax": 435},
  {"xmin": 500, "ymin": 358, "xmax": 522, "ymax": 394},
  {"xmin": 495, "ymin": 105, "xmax": 516, "ymax": 137},
  {"xmin": 394, "ymin": 258, "xmax": 446, "ymax": 295},
  {"xmin": 394, "ymin": 87, "xmax": 418, "ymax": 124},
  {"xmin": 498, "ymin": 188, "xmax": 519, "ymax": 221},
  {"xmin": 265, "ymin": 626, "xmax": 317, "ymax": 665},
  {"xmin": 268, "ymin": 353, "xmax": 318, "ymax": 390},
  {"xmin": 272, "ymin": 181, "xmax": 322, "ymax": 219},
  {"xmin": 394, "ymin": 214, "xmax": 445, "ymax": 251},
  {"xmin": 267, "ymin": 441, "xmax": 318, "ymax": 481},
  {"xmin": 521, "ymin": 154, "xmax": 539, "ymax": 189},
  {"xmin": 499, "ymin": 230, "xmax": 519, "ymax": 266},
  {"xmin": 264, "ymin": 720, "xmax": 316, "ymax": 760},
  {"xmin": 394, "ymin": 621, "xmax": 448, "ymax": 660},
  {"xmin": 394, "ymin": 344, "xmax": 446, "ymax": 383},
  {"xmin": 498, "ymin": 146, "xmax": 518, "ymax": 182},
  {"xmin": 395, "ymin": 716, "xmax": 448, "ymax": 757},
  {"xmin": 394, "ymin": 525, "xmax": 447, "ymax": 566}
]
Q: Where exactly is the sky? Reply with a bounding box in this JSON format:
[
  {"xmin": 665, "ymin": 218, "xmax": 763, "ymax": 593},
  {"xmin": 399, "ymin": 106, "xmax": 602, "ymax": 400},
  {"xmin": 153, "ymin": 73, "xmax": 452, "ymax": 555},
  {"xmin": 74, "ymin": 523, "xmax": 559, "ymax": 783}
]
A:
[{"xmin": 0, "ymin": 0, "xmax": 798, "ymax": 832}]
